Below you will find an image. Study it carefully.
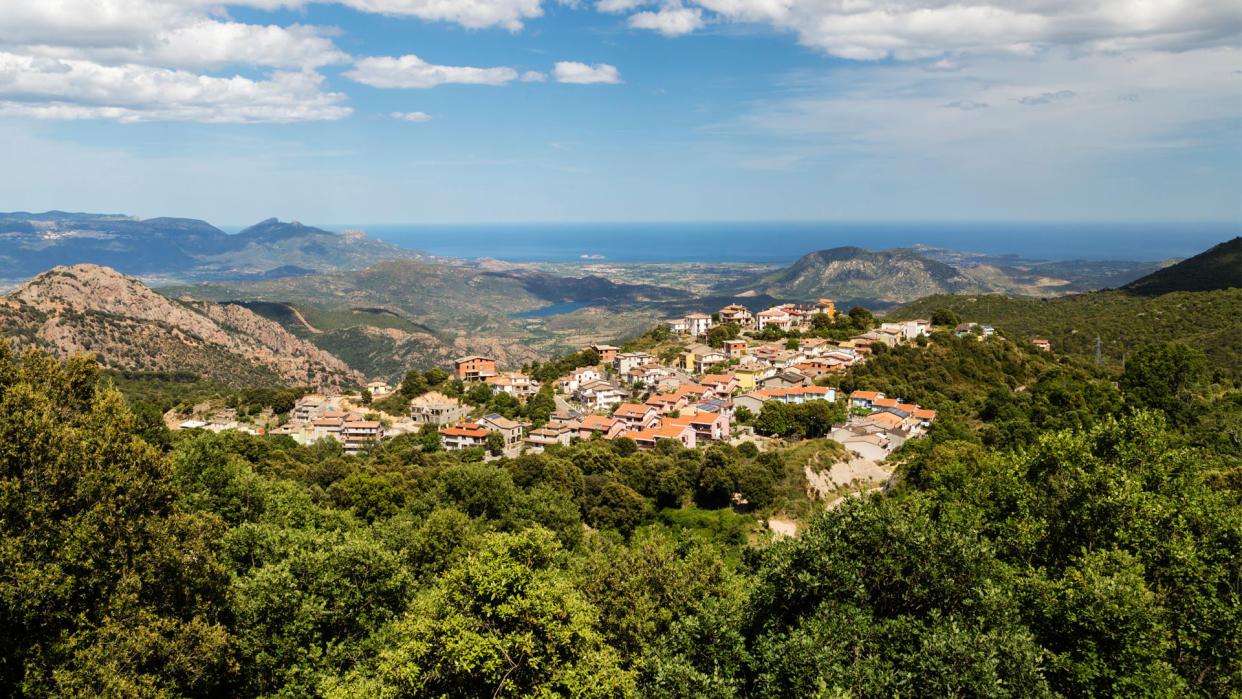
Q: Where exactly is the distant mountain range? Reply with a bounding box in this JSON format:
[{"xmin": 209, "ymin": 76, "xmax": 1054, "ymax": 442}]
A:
[
  {"xmin": 0, "ymin": 211, "xmax": 439, "ymax": 285},
  {"xmin": 724, "ymin": 245, "xmax": 1171, "ymax": 305}
]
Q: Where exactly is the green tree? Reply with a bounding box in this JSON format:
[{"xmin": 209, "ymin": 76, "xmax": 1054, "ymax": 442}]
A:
[
  {"xmin": 588, "ymin": 482, "xmax": 648, "ymax": 537},
  {"xmin": 931, "ymin": 307, "xmax": 961, "ymax": 327},
  {"xmin": 1120, "ymin": 343, "xmax": 1207, "ymax": 426},
  {"xmin": 325, "ymin": 528, "xmax": 634, "ymax": 698},
  {"xmin": 485, "ymin": 430, "xmax": 506, "ymax": 456},
  {"xmin": 848, "ymin": 305, "xmax": 876, "ymax": 330}
]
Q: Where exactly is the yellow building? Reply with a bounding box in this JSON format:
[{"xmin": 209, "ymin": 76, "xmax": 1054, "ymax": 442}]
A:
[{"xmin": 734, "ymin": 367, "xmax": 761, "ymax": 392}]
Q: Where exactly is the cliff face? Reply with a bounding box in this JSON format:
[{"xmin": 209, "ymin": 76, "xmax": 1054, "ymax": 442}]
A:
[{"xmin": 2, "ymin": 264, "xmax": 363, "ymax": 388}]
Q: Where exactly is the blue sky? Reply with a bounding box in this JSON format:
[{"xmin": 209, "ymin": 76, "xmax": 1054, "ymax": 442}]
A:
[{"xmin": 0, "ymin": 0, "xmax": 1239, "ymax": 225}]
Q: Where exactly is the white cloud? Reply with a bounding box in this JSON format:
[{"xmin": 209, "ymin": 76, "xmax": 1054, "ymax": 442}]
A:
[
  {"xmin": 688, "ymin": 0, "xmax": 1242, "ymax": 60},
  {"xmin": 0, "ymin": 52, "xmax": 350, "ymax": 123},
  {"xmin": 553, "ymin": 61, "xmax": 623, "ymax": 84},
  {"xmin": 392, "ymin": 110, "xmax": 432, "ymax": 121},
  {"xmin": 330, "ymin": 0, "xmax": 545, "ymax": 31},
  {"xmin": 596, "ymin": 0, "xmax": 649, "ymax": 12},
  {"xmin": 628, "ymin": 4, "xmax": 704, "ymax": 36},
  {"xmin": 346, "ymin": 54, "xmax": 519, "ymax": 88},
  {"xmin": 521, "ymin": 70, "xmax": 548, "ymax": 81}
]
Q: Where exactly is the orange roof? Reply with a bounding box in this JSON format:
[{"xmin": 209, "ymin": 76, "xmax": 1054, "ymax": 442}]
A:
[
  {"xmin": 614, "ymin": 403, "xmax": 653, "ymax": 417},
  {"xmin": 440, "ymin": 423, "xmax": 488, "ymax": 438},
  {"xmin": 628, "ymin": 423, "xmax": 693, "ymax": 441},
  {"xmin": 895, "ymin": 403, "xmax": 919, "ymax": 413},
  {"xmin": 913, "ymin": 409, "xmax": 937, "ymax": 420},
  {"xmin": 581, "ymin": 415, "xmax": 621, "ymax": 430},
  {"xmin": 868, "ymin": 412, "xmax": 904, "ymax": 427},
  {"xmin": 873, "ymin": 398, "xmax": 899, "ymax": 408},
  {"xmin": 850, "ymin": 390, "xmax": 882, "ymax": 401},
  {"xmin": 344, "ymin": 421, "xmax": 381, "ymax": 429}
]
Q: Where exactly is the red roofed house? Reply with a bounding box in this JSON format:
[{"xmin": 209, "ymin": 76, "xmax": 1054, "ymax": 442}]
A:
[
  {"xmin": 913, "ymin": 408, "xmax": 937, "ymax": 428},
  {"xmin": 756, "ymin": 307, "xmax": 792, "ymax": 331},
  {"xmin": 1032, "ymin": 339, "xmax": 1051, "ymax": 351},
  {"xmin": 578, "ymin": 415, "xmax": 626, "ymax": 440},
  {"xmin": 614, "ymin": 403, "xmax": 660, "ymax": 430},
  {"xmin": 440, "ymin": 422, "xmax": 489, "ymax": 451},
  {"xmin": 343, "ymin": 420, "xmax": 384, "ymax": 454},
  {"xmin": 625, "ymin": 423, "xmax": 697, "ymax": 450},
  {"xmin": 849, "ymin": 390, "xmax": 884, "ymax": 410},
  {"xmin": 699, "ymin": 373, "xmax": 738, "ymax": 395},
  {"xmin": 664, "ymin": 410, "xmax": 730, "ymax": 443}
]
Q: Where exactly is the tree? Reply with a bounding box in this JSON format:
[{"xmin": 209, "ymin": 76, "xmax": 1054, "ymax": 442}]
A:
[
  {"xmin": 784, "ymin": 337, "xmax": 800, "ymax": 350},
  {"xmin": 359, "ymin": 388, "xmax": 372, "ymax": 405},
  {"xmin": 588, "ymin": 482, "xmax": 648, "ymax": 537},
  {"xmin": 848, "ymin": 305, "xmax": 876, "ymax": 330},
  {"xmin": 931, "ymin": 307, "xmax": 961, "ymax": 327},
  {"xmin": 1120, "ymin": 343, "xmax": 1207, "ymax": 426},
  {"xmin": 466, "ymin": 382, "xmax": 493, "ymax": 405},
  {"xmin": 485, "ymin": 430, "xmax": 506, "ymax": 456},
  {"xmin": 324, "ymin": 529, "xmax": 635, "ymax": 698},
  {"xmin": 418, "ymin": 424, "xmax": 443, "ymax": 452}
]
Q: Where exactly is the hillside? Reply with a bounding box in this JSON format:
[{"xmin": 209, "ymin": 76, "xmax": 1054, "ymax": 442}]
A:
[
  {"xmin": 0, "ymin": 265, "xmax": 363, "ymax": 388},
  {"xmin": 727, "ymin": 246, "xmax": 977, "ymax": 306},
  {"xmin": 724, "ymin": 245, "xmax": 1169, "ymax": 307},
  {"xmin": 0, "ymin": 211, "xmax": 438, "ymax": 285},
  {"xmin": 163, "ymin": 259, "xmax": 691, "ymax": 378},
  {"xmin": 1120, "ymin": 236, "xmax": 1240, "ymax": 295},
  {"xmin": 893, "ymin": 279, "xmax": 1242, "ymax": 377}
]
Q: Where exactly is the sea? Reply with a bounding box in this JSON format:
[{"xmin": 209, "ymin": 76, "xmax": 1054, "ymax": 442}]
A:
[{"xmin": 304, "ymin": 221, "xmax": 1236, "ymax": 264}]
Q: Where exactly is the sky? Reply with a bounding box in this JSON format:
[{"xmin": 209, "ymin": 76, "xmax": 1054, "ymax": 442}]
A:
[{"xmin": 1, "ymin": 0, "xmax": 1240, "ymax": 226}]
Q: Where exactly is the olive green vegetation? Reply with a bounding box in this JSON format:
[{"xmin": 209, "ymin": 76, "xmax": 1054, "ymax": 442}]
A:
[{"xmin": 2, "ymin": 335, "xmax": 1239, "ymax": 697}]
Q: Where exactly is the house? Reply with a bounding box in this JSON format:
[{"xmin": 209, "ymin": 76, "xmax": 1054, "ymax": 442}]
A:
[
  {"xmin": 177, "ymin": 420, "xmax": 207, "ymax": 430},
  {"xmin": 663, "ymin": 317, "xmax": 689, "ymax": 334},
  {"xmin": 685, "ymin": 313, "xmax": 712, "ymax": 336},
  {"xmin": 680, "ymin": 344, "xmax": 727, "ymax": 374},
  {"xmin": 722, "ymin": 339, "xmax": 748, "ymax": 358},
  {"xmin": 440, "ymin": 422, "xmax": 489, "ymax": 451},
  {"xmin": 591, "ymin": 344, "xmax": 620, "ymax": 363},
  {"xmin": 576, "ymin": 380, "xmax": 626, "ymax": 410},
  {"xmin": 614, "ymin": 351, "xmax": 653, "ymax": 374},
  {"xmin": 366, "ymin": 381, "xmax": 393, "ymax": 397},
  {"xmin": 308, "ymin": 415, "xmax": 346, "ymax": 442},
  {"xmin": 614, "ymin": 403, "xmax": 660, "ymax": 430},
  {"xmin": 624, "ymin": 423, "xmax": 697, "ymax": 450},
  {"xmin": 734, "ymin": 385, "xmax": 836, "ymax": 417},
  {"xmin": 558, "ymin": 366, "xmax": 602, "ymax": 393},
  {"xmin": 759, "ymin": 370, "xmax": 811, "ymax": 391},
  {"xmin": 913, "ymin": 408, "xmax": 937, "ymax": 428},
  {"xmin": 814, "ymin": 298, "xmax": 837, "ymax": 316},
  {"xmin": 486, "ymin": 371, "xmax": 538, "ymax": 398},
  {"xmin": 733, "ymin": 366, "xmax": 769, "ymax": 392},
  {"xmin": 578, "ymin": 415, "xmax": 626, "ymax": 440},
  {"xmin": 342, "ymin": 420, "xmax": 384, "ymax": 454},
  {"xmin": 645, "ymin": 392, "xmax": 689, "ymax": 415},
  {"xmin": 664, "ymin": 410, "xmax": 730, "ymax": 443},
  {"xmin": 409, "ymin": 391, "xmax": 469, "ymax": 425},
  {"xmin": 454, "ymin": 356, "xmax": 497, "ymax": 382},
  {"xmin": 1032, "ymin": 339, "xmax": 1051, "ymax": 351},
  {"xmin": 699, "ymin": 373, "xmax": 739, "ymax": 396},
  {"xmin": 524, "ymin": 424, "xmax": 576, "ymax": 451},
  {"xmin": 478, "ymin": 413, "xmax": 523, "ymax": 451},
  {"xmin": 880, "ymin": 321, "xmax": 930, "ymax": 340},
  {"xmin": 718, "ymin": 303, "xmax": 753, "ymax": 326},
  {"xmin": 849, "ymin": 390, "xmax": 885, "ymax": 410},
  {"xmin": 865, "ymin": 411, "xmax": 906, "ymax": 432},
  {"xmin": 292, "ymin": 397, "xmax": 329, "ymax": 423},
  {"xmin": 756, "ymin": 307, "xmax": 792, "ymax": 331}
]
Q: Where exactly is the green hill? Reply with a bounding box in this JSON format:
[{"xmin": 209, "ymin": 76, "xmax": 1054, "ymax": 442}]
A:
[{"xmin": 1120, "ymin": 236, "xmax": 1240, "ymax": 295}]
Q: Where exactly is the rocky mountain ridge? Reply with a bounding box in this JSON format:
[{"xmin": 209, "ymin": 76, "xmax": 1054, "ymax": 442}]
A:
[{"xmin": 1, "ymin": 264, "xmax": 363, "ymax": 388}]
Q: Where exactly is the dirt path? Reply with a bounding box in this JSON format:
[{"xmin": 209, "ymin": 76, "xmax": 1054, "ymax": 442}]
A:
[
  {"xmin": 285, "ymin": 304, "xmax": 322, "ymax": 334},
  {"xmin": 768, "ymin": 518, "xmax": 798, "ymax": 537}
]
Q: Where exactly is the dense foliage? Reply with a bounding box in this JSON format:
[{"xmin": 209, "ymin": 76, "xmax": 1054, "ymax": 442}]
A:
[{"xmin": 2, "ymin": 331, "xmax": 1239, "ymax": 697}]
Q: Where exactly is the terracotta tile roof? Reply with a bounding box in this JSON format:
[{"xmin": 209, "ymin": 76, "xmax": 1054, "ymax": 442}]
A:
[
  {"xmin": 440, "ymin": 423, "xmax": 488, "ymax": 438},
  {"xmin": 580, "ymin": 415, "xmax": 622, "ymax": 430},
  {"xmin": 614, "ymin": 403, "xmax": 653, "ymax": 417},
  {"xmin": 913, "ymin": 409, "xmax": 937, "ymax": 420}
]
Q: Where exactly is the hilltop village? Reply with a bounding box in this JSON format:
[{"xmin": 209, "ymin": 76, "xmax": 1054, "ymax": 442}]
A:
[{"xmin": 171, "ymin": 300, "xmax": 973, "ymax": 473}]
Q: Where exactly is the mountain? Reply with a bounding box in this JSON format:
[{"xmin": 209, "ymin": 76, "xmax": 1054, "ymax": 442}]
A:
[
  {"xmin": 891, "ymin": 239, "xmax": 1242, "ymax": 376},
  {"xmin": 724, "ymin": 245, "xmax": 1174, "ymax": 308},
  {"xmin": 1120, "ymin": 237, "xmax": 1241, "ymax": 296},
  {"xmin": 0, "ymin": 211, "xmax": 438, "ymax": 286},
  {"xmin": 728, "ymin": 246, "xmax": 981, "ymax": 306},
  {"xmin": 163, "ymin": 259, "xmax": 695, "ymax": 378},
  {"xmin": 0, "ymin": 264, "xmax": 363, "ymax": 388}
]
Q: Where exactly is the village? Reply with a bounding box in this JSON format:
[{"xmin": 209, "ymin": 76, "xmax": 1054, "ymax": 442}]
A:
[{"xmin": 171, "ymin": 300, "xmax": 983, "ymax": 480}]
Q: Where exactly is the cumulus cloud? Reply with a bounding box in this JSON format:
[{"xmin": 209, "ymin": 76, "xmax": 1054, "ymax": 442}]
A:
[
  {"xmin": 330, "ymin": 0, "xmax": 545, "ymax": 31},
  {"xmin": 346, "ymin": 54, "xmax": 519, "ymax": 88},
  {"xmin": 521, "ymin": 70, "xmax": 548, "ymax": 81},
  {"xmin": 628, "ymin": 4, "xmax": 704, "ymax": 36},
  {"xmin": 686, "ymin": 0, "xmax": 1241, "ymax": 60},
  {"xmin": 945, "ymin": 99, "xmax": 988, "ymax": 111},
  {"xmin": 553, "ymin": 61, "xmax": 623, "ymax": 84},
  {"xmin": 0, "ymin": 52, "xmax": 351, "ymax": 122},
  {"xmin": 392, "ymin": 110, "xmax": 432, "ymax": 121},
  {"xmin": 596, "ymin": 0, "xmax": 650, "ymax": 13}
]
